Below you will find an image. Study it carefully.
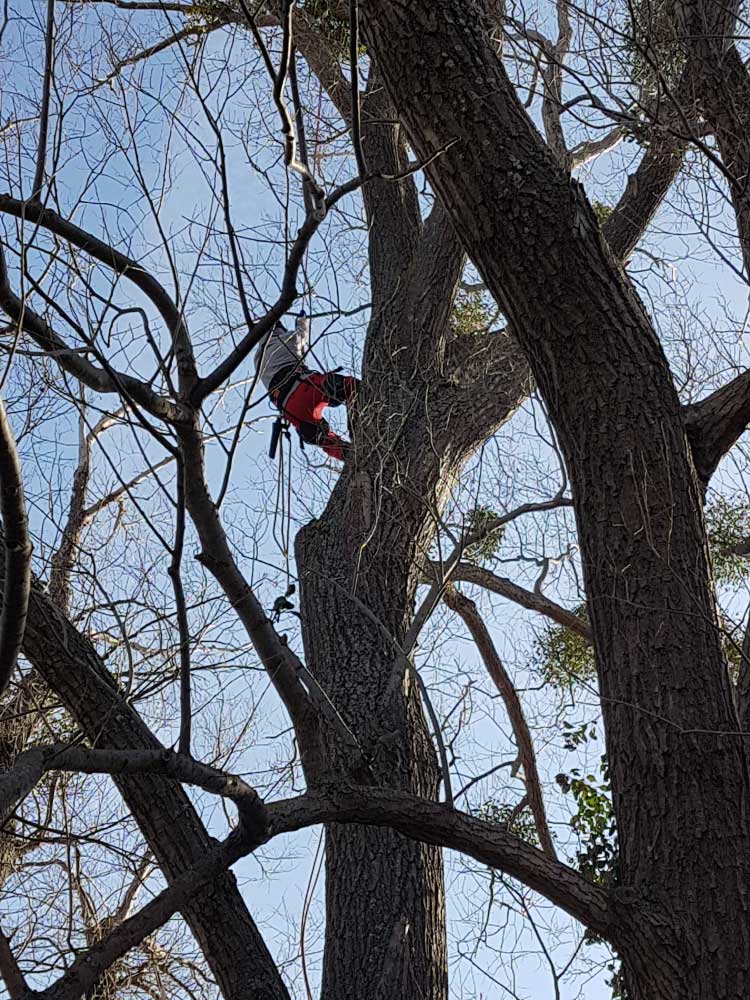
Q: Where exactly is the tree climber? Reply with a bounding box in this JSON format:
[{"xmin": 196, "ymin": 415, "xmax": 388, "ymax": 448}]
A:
[{"xmin": 254, "ymin": 309, "xmax": 359, "ymax": 461}]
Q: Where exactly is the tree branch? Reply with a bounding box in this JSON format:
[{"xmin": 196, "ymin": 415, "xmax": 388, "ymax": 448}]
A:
[
  {"xmin": 441, "ymin": 561, "xmax": 592, "ymax": 641},
  {"xmin": 12, "ymin": 568, "xmax": 291, "ymax": 1000},
  {"xmin": 0, "ymin": 195, "xmax": 197, "ymax": 391},
  {"xmin": 37, "ymin": 834, "xmax": 249, "ymax": 1000},
  {"xmin": 30, "ymin": 0, "xmax": 56, "ymax": 202},
  {"xmin": 0, "ymin": 744, "xmax": 267, "ymax": 843},
  {"xmin": 192, "ymin": 175, "xmax": 361, "ymax": 403},
  {"xmin": 569, "ymin": 126, "xmax": 624, "ymax": 171},
  {"xmin": 443, "ymin": 585, "xmax": 557, "ymax": 858},
  {"xmin": 601, "ymin": 132, "xmax": 687, "ymax": 262},
  {"xmin": 0, "ymin": 926, "xmax": 27, "ymax": 1000},
  {"xmin": 683, "ymin": 371, "xmax": 750, "ymax": 484},
  {"xmin": 267, "ymin": 785, "xmax": 614, "ymax": 939},
  {"xmin": 0, "ymin": 400, "xmax": 31, "ymax": 700},
  {"xmin": 0, "ymin": 246, "xmax": 188, "ymax": 423}
]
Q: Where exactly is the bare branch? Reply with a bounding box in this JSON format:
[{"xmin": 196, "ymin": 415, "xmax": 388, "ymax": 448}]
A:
[
  {"xmin": 37, "ymin": 834, "xmax": 248, "ymax": 1000},
  {"xmin": 602, "ymin": 133, "xmax": 687, "ymax": 262},
  {"xmin": 30, "ymin": 0, "xmax": 56, "ymax": 202},
  {"xmin": 443, "ymin": 585, "xmax": 557, "ymax": 858},
  {"xmin": 406, "ymin": 496, "xmax": 576, "ymax": 655},
  {"xmin": 1, "ymin": 744, "xmax": 267, "ymax": 841},
  {"xmin": 443, "ymin": 561, "xmax": 592, "ymax": 641},
  {"xmin": 0, "ymin": 195, "xmax": 198, "ymax": 391},
  {"xmin": 683, "ymin": 371, "xmax": 750, "ymax": 484},
  {"xmin": 168, "ymin": 460, "xmax": 192, "ymax": 755},
  {"xmin": 240, "ymin": 0, "xmax": 326, "ymax": 215},
  {"xmin": 0, "ymin": 251, "xmax": 187, "ymax": 423},
  {"xmin": 569, "ymin": 126, "xmax": 624, "ymax": 171},
  {"xmin": 0, "ymin": 400, "xmax": 30, "ymax": 700},
  {"xmin": 193, "ymin": 175, "xmax": 362, "ymax": 403},
  {"xmin": 177, "ymin": 423, "xmax": 366, "ymax": 781},
  {"xmin": 0, "ymin": 747, "xmax": 44, "ymax": 824},
  {"xmin": 61, "ymin": 0, "xmax": 198, "ymax": 8},
  {"xmin": 0, "ymin": 925, "xmax": 27, "ymax": 1000},
  {"xmin": 12, "ymin": 569, "xmax": 291, "ymax": 1000},
  {"xmin": 96, "ymin": 24, "xmax": 213, "ymax": 90}
]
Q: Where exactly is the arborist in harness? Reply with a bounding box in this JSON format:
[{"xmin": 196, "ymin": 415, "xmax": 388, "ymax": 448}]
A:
[{"xmin": 255, "ymin": 309, "xmax": 359, "ymax": 462}]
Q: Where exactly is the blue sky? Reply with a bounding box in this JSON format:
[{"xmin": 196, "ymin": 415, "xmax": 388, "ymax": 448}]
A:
[{"xmin": 2, "ymin": 2, "xmax": 749, "ymax": 997}]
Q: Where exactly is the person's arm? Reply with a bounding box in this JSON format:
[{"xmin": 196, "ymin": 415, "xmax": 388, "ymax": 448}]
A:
[{"xmin": 295, "ymin": 309, "xmax": 310, "ymax": 360}]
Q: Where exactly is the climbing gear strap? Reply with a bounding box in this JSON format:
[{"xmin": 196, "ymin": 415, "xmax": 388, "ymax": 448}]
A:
[
  {"xmin": 268, "ymin": 362, "xmax": 312, "ymax": 412},
  {"xmin": 269, "ymin": 414, "xmax": 290, "ymax": 460}
]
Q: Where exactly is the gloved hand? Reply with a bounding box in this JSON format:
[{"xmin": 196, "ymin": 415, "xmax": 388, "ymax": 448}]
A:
[{"xmin": 298, "ymin": 307, "xmax": 306, "ymax": 318}]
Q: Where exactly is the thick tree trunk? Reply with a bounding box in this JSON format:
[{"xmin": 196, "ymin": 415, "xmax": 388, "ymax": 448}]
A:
[
  {"xmin": 296, "ymin": 322, "xmax": 528, "ymax": 998},
  {"xmin": 297, "ymin": 463, "xmax": 447, "ymax": 1000},
  {"xmin": 361, "ymin": 2, "xmax": 750, "ymax": 995}
]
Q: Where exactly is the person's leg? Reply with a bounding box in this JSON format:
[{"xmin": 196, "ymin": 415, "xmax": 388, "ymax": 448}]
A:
[
  {"xmin": 295, "ymin": 418, "xmax": 346, "ymax": 461},
  {"xmin": 322, "ymin": 372, "xmax": 359, "ymax": 407},
  {"xmin": 282, "ymin": 376, "xmax": 348, "ymax": 460}
]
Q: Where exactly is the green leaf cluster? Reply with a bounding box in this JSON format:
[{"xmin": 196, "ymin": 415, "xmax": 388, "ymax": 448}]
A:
[
  {"xmin": 556, "ymin": 753, "xmax": 618, "ymax": 886},
  {"xmin": 706, "ymin": 494, "xmax": 750, "ymax": 586},
  {"xmin": 592, "ymin": 201, "xmax": 613, "ymax": 227},
  {"xmin": 475, "ymin": 798, "xmax": 540, "ymax": 847},
  {"xmin": 449, "ymin": 287, "xmax": 491, "ymax": 337},
  {"xmin": 533, "ymin": 605, "xmax": 595, "ymax": 688},
  {"xmin": 462, "ymin": 505, "xmax": 505, "ymax": 564}
]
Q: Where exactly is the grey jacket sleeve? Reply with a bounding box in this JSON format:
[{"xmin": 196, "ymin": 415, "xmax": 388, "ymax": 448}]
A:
[{"xmin": 295, "ymin": 312, "xmax": 310, "ymax": 359}]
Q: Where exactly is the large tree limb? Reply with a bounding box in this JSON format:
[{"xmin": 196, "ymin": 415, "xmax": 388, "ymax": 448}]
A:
[
  {"xmin": 0, "ymin": 401, "xmax": 31, "ymax": 700},
  {"xmin": 0, "ymin": 745, "xmax": 267, "ymax": 842},
  {"xmin": 679, "ymin": 0, "xmax": 750, "ymax": 274},
  {"xmin": 683, "ymin": 371, "xmax": 750, "ymax": 483},
  {"xmin": 8, "ymin": 777, "xmax": 615, "ymax": 1000},
  {"xmin": 0, "ymin": 925, "xmax": 27, "ymax": 1000},
  {"xmin": 360, "ymin": 7, "xmax": 749, "ymax": 976},
  {"xmin": 601, "ymin": 132, "xmax": 687, "ymax": 262},
  {"xmin": 443, "ymin": 561, "xmax": 592, "ymax": 641},
  {"xmin": 267, "ymin": 786, "xmax": 614, "ymax": 939}
]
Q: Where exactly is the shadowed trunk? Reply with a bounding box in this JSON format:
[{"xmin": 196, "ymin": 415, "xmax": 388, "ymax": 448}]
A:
[
  {"xmin": 297, "ymin": 293, "xmax": 528, "ymax": 998},
  {"xmin": 361, "ymin": 2, "xmax": 750, "ymax": 995}
]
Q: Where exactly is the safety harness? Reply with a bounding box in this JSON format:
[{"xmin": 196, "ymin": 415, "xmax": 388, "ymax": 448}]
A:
[
  {"xmin": 267, "ymin": 362, "xmax": 311, "ymax": 459},
  {"xmin": 267, "ymin": 362, "xmax": 346, "ymax": 460}
]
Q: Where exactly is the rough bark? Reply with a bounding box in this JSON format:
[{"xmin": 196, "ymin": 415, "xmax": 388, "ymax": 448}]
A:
[
  {"xmin": 295, "ymin": 233, "xmax": 528, "ymax": 1000},
  {"xmin": 684, "ymin": 367, "xmax": 750, "ymax": 483},
  {"xmin": 290, "ymin": 22, "xmax": 688, "ymax": 997},
  {"xmin": 361, "ymin": 2, "xmax": 750, "ymax": 995}
]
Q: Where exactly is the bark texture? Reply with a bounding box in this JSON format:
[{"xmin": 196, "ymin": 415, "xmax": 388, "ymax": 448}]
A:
[
  {"xmin": 296, "ymin": 252, "xmax": 528, "ymax": 1000},
  {"xmin": 293, "ymin": 71, "xmax": 531, "ymax": 999},
  {"xmin": 361, "ymin": 2, "xmax": 750, "ymax": 996}
]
